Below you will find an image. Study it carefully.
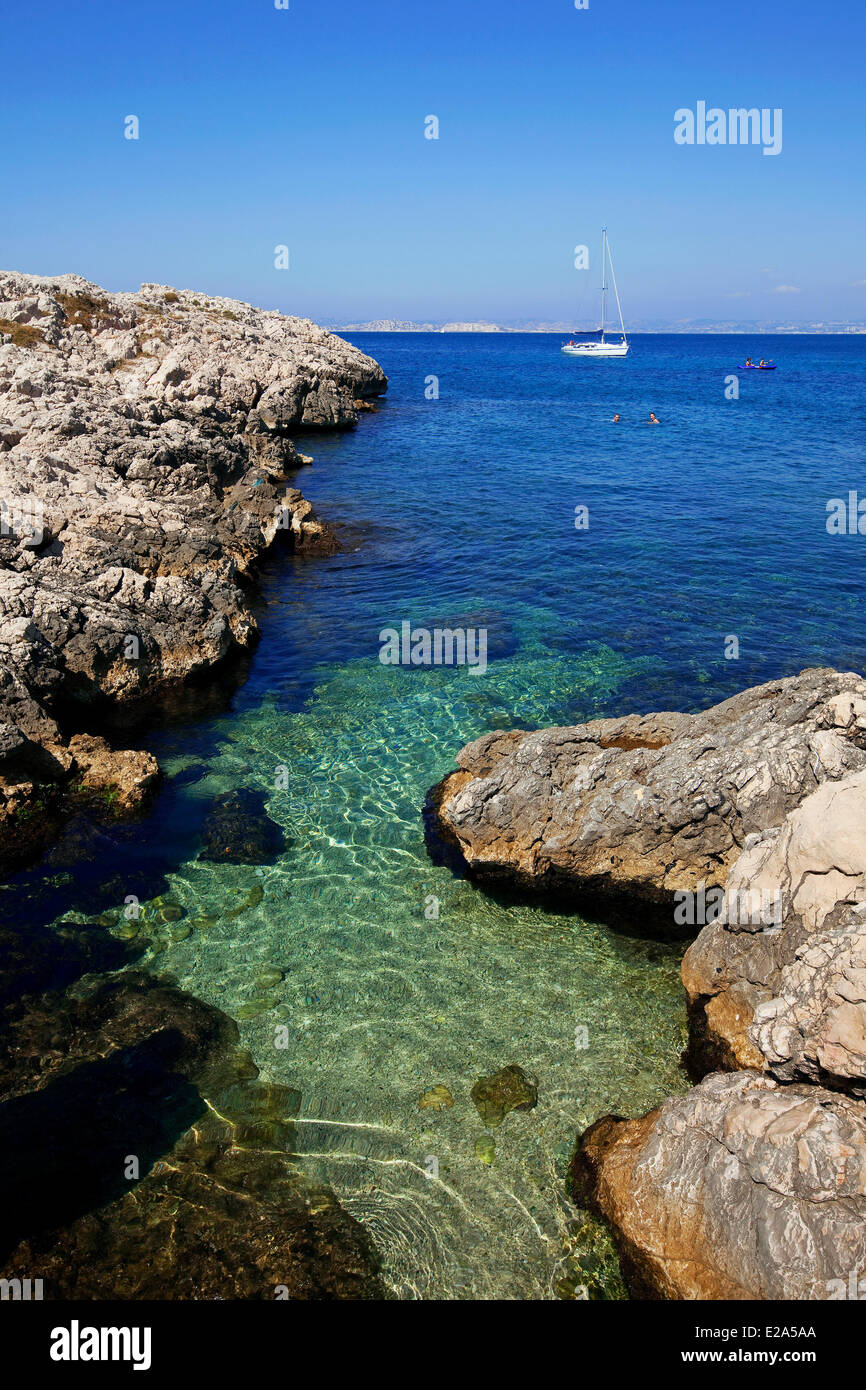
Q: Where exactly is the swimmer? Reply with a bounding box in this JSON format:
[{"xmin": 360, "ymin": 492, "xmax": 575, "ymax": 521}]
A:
[
  {"xmin": 648, "ymin": 412, "xmax": 660, "ymax": 425},
  {"xmin": 611, "ymin": 413, "xmax": 621, "ymax": 422}
]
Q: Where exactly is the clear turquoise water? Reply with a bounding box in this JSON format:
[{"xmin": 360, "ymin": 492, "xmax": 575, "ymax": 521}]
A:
[{"xmin": 6, "ymin": 332, "xmax": 866, "ymax": 1299}]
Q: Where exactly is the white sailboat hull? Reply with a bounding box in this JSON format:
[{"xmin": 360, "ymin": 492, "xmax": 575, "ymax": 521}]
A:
[{"xmin": 561, "ymin": 341, "xmax": 629, "ymax": 357}]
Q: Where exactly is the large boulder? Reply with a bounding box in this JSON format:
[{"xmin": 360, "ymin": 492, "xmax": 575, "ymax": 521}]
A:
[
  {"xmin": 428, "ymin": 669, "xmax": 866, "ymax": 911},
  {"xmin": 430, "ymin": 668, "xmax": 866, "ymax": 1299},
  {"xmin": 571, "ymin": 1071, "xmax": 866, "ymax": 1301}
]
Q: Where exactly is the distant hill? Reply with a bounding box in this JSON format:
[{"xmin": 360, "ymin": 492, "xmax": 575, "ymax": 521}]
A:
[
  {"xmin": 331, "ymin": 319, "xmax": 505, "ymax": 333},
  {"xmin": 331, "ymin": 318, "xmax": 866, "ymax": 335},
  {"xmin": 332, "ymin": 319, "xmax": 438, "ymax": 332}
]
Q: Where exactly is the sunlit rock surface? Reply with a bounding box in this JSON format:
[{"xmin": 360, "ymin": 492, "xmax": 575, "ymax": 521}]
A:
[
  {"xmin": 429, "ymin": 668, "xmax": 866, "ymax": 908},
  {"xmin": 0, "ymin": 271, "xmax": 386, "ymax": 871},
  {"xmin": 571, "ymin": 1071, "xmax": 866, "ymax": 1301}
]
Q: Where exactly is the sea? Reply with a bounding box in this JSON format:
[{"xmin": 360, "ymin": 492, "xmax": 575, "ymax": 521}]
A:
[{"xmin": 5, "ymin": 332, "xmax": 866, "ymax": 1299}]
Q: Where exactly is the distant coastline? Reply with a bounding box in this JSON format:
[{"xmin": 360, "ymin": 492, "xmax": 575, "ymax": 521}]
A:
[{"xmin": 332, "ymin": 318, "xmax": 866, "ymax": 335}]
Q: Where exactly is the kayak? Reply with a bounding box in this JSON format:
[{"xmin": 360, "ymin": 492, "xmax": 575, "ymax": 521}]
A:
[{"xmin": 737, "ymin": 364, "xmax": 776, "ymax": 370}]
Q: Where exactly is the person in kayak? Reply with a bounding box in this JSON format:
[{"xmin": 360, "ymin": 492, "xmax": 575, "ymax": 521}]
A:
[
  {"xmin": 648, "ymin": 412, "xmax": 660, "ymax": 424},
  {"xmin": 759, "ymin": 358, "xmax": 766, "ymax": 366},
  {"xmin": 745, "ymin": 357, "xmax": 753, "ymax": 366}
]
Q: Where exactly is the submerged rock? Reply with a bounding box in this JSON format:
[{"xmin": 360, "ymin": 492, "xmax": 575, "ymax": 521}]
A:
[
  {"xmin": 470, "ymin": 1064, "xmax": 537, "ymax": 1127},
  {"xmin": 0, "ymin": 969, "xmax": 385, "ymax": 1298},
  {"xmin": 418, "ymin": 1084, "xmax": 454, "ymax": 1111},
  {"xmin": 0, "ymin": 910, "xmax": 137, "ymax": 1009},
  {"xmin": 254, "ymin": 968, "xmax": 285, "ymax": 990},
  {"xmin": 9, "ymin": 1123, "xmax": 385, "ymax": 1300},
  {"xmin": 197, "ymin": 789, "xmax": 286, "ymax": 865},
  {"xmin": 236, "ymin": 996, "xmax": 280, "ymax": 1019},
  {"xmin": 227, "ymin": 881, "xmax": 265, "ymax": 915}
]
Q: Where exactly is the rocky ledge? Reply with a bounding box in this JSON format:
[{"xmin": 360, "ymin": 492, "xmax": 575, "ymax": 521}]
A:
[
  {"xmin": 0, "ymin": 271, "xmax": 385, "ymax": 872},
  {"xmin": 428, "ymin": 668, "xmax": 866, "ymax": 1298}
]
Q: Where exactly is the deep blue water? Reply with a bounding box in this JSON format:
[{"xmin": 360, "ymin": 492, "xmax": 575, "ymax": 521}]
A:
[
  {"xmin": 287, "ymin": 332, "xmax": 866, "ymax": 714},
  {"xmin": 5, "ymin": 332, "xmax": 865, "ymax": 1300}
]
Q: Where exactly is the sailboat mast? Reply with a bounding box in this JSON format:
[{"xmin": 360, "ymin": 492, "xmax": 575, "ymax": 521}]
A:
[
  {"xmin": 605, "ymin": 233, "xmax": 628, "ymax": 345},
  {"xmin": 600, "ymin": 228, "xmax": 607, "ymax": 341}
]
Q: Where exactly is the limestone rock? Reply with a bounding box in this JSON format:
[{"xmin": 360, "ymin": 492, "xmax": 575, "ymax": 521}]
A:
[
  {"xmin": 0, "ymin": 271, "xmax": 385, "ymax": 871},
  {"xmin": 750, "ymin": 906, "xmax": 866, "ymax": 1092},
  {"xmin": 571, "ymin": 1071, "xmax": 866, "ymax": 1301},
  {"xmin": 427, "ymin": 669, "xmax": 866, "ymax": 910},
  {"xmin": 683, "ymin": 765, "xmax": 866, "ymax": 1087},
  {"xmin": 66, "ymin": 733, "xmax": 160, "ymax": 814}
]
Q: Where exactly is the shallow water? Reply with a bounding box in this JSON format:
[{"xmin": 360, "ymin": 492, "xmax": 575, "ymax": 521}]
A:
[
  {"xmin": 7, "ymin": 332, "xmax": 866, "ymax": 1298},
  {"xmin": 139, "ymin": 643, "xmax": 687, "ymax": 1299}
]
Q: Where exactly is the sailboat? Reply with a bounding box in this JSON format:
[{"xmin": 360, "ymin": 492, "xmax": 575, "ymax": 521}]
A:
[{"xmin": 562, "ymin": 228, "xmax": 629, "ymax": 357}]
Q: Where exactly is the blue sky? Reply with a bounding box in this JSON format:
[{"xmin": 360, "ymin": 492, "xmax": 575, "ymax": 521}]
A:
[{"xmin": 2, "ymin": 0, "xmax": 864, "ymax": 323}]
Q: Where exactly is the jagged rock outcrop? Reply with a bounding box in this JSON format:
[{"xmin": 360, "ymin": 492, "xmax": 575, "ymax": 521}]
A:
[
  {"xmin": 429, "ymin": 668, "xmax": 866, "ymax": 1299},
  {"xmin": 683, "ymin": 766, "xmax": 866, "ymax": 1081},
  {"xmin": 0, "ymin": 271, "xmax": 385, "ymax": 871},
  {"xmin": 571, "ymin": 1071, "xmax": 866, "ymax": 1301},
  {"xmin": 427, "ymin": 668, "xmax": 866, "ymax": 908}
]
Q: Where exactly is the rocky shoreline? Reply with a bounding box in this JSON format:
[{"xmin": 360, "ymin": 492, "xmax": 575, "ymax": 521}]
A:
[
  {"xmin": 5, "ymin": 275, "xmax": 864, "ymax": 1300},
  {"xmin": 428, "ymin": 668, "xmax": 866, "ymax": 1298},
  {"xmin": 0, "ymin": 271, "xmax": 386, "ymax": 874},
  {"xmin": 0, "ymin": 272, "xmax": 388, "ymax": 1299}
]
